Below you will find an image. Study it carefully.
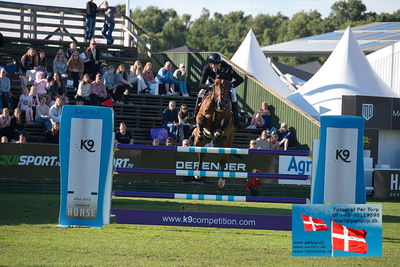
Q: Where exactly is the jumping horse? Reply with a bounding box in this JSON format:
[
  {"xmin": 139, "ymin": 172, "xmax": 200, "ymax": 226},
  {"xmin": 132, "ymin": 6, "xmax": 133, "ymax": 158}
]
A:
[{"xmin": 191, "ymin": 75, "xmax": 235, "ymax": 188}]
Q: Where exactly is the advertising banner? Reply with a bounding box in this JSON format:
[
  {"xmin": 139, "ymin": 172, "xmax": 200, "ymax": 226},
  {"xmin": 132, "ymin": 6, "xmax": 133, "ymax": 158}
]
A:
[
  {"xmin": 373, "ymin": 170, "xmax": 400, "ymax": 199},
  {"xmin": 278, "ymin": 155, "xmax": 312, "ymax": 185}
]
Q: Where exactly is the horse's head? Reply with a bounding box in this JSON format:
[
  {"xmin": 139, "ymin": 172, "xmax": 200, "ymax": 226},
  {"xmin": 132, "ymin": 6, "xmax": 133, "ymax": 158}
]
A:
[{"xmin": 213, "ymin": 77, "xmax": 231, "ymax": 112}]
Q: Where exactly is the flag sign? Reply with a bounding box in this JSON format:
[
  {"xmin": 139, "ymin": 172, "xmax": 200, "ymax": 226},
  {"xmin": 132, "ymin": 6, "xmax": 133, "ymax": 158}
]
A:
[
  {"xmin": 332, "ymin": 222, "xmax": 368, "ymax": 254},
  {"xmin": 292, "ymin": 204, "xmax": 381, "ymax": 257},
  {"xmin": 300, "ymin": 214, "xmax": 328, "ymax": 231}
]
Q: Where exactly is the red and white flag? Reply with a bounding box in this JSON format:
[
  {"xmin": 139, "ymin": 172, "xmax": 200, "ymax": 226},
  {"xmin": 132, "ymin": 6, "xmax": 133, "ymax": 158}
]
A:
[
  {"xmin": 332, "ymin": 222, "xmax": 368, "ymax": 254},
  {"xmin": 300, "ymin": 214, "xmax": 329, "ymax": 231}
]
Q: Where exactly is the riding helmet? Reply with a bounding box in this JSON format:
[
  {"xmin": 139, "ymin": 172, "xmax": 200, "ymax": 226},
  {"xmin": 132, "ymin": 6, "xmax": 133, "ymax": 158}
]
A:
[{"xmin": 208, "ymin": 53, "xmax": 222, "ymax": 64}]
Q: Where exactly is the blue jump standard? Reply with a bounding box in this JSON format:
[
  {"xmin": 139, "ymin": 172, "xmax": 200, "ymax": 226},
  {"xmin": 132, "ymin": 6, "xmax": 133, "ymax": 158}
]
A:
[
  {"xmin": 116, "ymin": 144, "xmax": 311, "ymax": 156},
  {"xmin": 115, "ymin": 167, "xmax": 309, "ymax": 180},
  {"xmin": 111, "ymin": 209, "xmax": 292, "ymax": 231},
  {"xmin": 114, "ymin": 191, "xmax": 307, "ymax": 204}
]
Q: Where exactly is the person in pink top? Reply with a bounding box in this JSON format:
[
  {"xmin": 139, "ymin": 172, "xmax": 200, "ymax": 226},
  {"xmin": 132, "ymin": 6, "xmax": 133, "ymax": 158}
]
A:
[
  {"xmin": 34, "ymin": 71, "xmax": 49, "ymax": 96},
  {"xmin": 90, "ymin": 73, "xmax": 108, "ymax": 105},
  {"xmin": 143, "ymin": 62, "xmax": 158, "ymax": 95}
]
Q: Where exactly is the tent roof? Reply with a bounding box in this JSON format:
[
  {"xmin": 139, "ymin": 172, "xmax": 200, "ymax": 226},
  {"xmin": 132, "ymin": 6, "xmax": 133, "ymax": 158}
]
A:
[
  {"xmin": 261, "ymin": 22, "xmax": 400, "ymax": 56},
  {"xmin": 287, "ymin": 27, "xmax": 398, "ymax": 119},
  {"xmin": 231, "ymin": 29, "xmax": 292, "ymax": 98}
]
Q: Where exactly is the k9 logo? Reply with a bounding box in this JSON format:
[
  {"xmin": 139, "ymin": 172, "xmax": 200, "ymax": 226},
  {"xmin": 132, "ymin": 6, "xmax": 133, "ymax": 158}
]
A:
[
  {"xmin": 336, "ymin": 149, "xmax": 351, "ymax": 163},
  {"xmin": 80, "ymin": 139, "xmax": 95, "ymax": 152}
]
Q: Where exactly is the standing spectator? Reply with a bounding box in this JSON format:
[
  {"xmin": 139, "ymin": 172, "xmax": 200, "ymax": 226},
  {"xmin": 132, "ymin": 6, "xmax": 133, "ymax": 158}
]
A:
[
  {"xmin": 67, "ymin": 50, "xmax": 84, "ymax": 90},
  {"xmin": 143, "ymin": 62, "xmax": 158, "ymax": 95},
  {"xmin": 277, "ymin": 123, "xmax": 291, "ymax": 150},
  {"xmin": 20, "ymin": 48, "xmax": 39, "ymax": 88},
  {"xmin": 45, "ymin": 122, "xmax": 60, "ymax": 144},
  {"xmin": 53, "ymin": 49, "xmax": 68, "ymax": 78},
  {"xmin": 35, "ymin": 95, "xmax": 52, "ymax": 131},
  {"xmin": 269, "ymin": 133, "xmax": 280, "ymax": 150},
  {"xmin": 162, "ymin": 100, "xmax": 179, "ymax": 140},
  {"xmin": 129, "ymin": 60, "xmax": 148, "ymax": 94},
  {"xmin": 49, "ymin": 97, "xmax": 63, "ymax": 125},
  {"xmin": 18, "ymin": 88, "xmax": 34, "ymax": 123},
  {"xmin": 37, "ymin": 50, "xmax": 48, "ymax": 73},
  {"xmin": 255, "ymin": 130, "xmax": 272, "ymax": 150},
  {"xmin": 84, "ymin": 40, "xmax": 101, "ymax": 80},
  {"xmin": 90, "ymin": 73, "xmax": 108, "ymax": 105},
  {"xmin": 102, "ymin": 65, "xmax": 116, "ymax": 99},
  {"xmin": 115, "ymin": 122, "xmax": 134, "ymax": 144},
  {"xmin": 99, "ymin": 1, "xmax": 118, "ymax": 45},
  {"xmin": 152, "ymin": 138, "xmax": 160, "ymax": 146},
  {"xmin": 247, "ymin": 101, "xmax": 271, "ymax": 129},
  {"xmin": 49, "ymin": 72, "xmax": 68, "ymax": 105},
  {"xmin": 16, "ymin": 133, "xmax": 27, "ymax": 144},
  {"xmin": 1, "ymin": 136, "xmax": 8, "ymax": 143},
  {"xmin": 0, "ymin": 68, "xmax": 13, "ymax": 110},
  {"xmin": 76, "ymin": 74, "xmax": 91, "ymax": 105},
  {"xmin": 85, "ymin": 0, "xmax": 98, "ymax": 42},
  {"xmin": 10, "ymin": 108, "xmax": 25, "ymax": 140},
  {"xmin": 65, "ymin": 42, "xmax": 77, "ymax": 60},
  {"xmin": 28, "ymin": 85, "xmax": 40, "ymax": 118},
  {"xmin": 173, "ymin": 63, "xmax": 189, "ymax": 96},
  {"xmin": 114, "ymin": 64, "xmax": 132, "ymax": 104},
  {"xmin": 0, "ymin": 108, "xmax": 11, "ymax": 139},
  {"xmin": 156, "ymin": 61, "xmax": 178, "ymax": 95}
]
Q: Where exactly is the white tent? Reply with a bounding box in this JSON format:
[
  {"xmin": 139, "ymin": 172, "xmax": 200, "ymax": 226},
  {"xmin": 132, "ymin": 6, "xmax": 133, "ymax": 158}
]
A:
[
  {"xmin": 231, "ymin": 29, "xmax": 293, "ymax": 98},
  {"xmin": 287, "ymin": 27, "xmax": 398, "ymax": 119}
]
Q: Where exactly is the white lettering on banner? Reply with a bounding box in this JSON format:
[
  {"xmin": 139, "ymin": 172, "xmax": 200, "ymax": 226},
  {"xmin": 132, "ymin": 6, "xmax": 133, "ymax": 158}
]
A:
[
  {"xmin": 393, "ymin": 110, "xmax": 400, "ymax": 117},
  {"xmin": 113, "ymin": 158, "xmax": 133, "ymax": 168},
  {"xmin": 390, "ymin": 174, "xmax": 399, "ymax": 190},
  {"xmin": 176, "ymin": 161, "xmax": 246, "ymax": 171},
  {"xmin": 18, "ymin": 155, "xmax": 59, "ymax": 166}
]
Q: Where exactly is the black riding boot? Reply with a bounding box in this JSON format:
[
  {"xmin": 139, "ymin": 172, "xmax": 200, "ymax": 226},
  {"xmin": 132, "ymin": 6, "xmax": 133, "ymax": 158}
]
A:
[
  {"xmin": 187, "ymin": 96, "xmax": 202, "ymax": 124},
  {"xmin": 232, "ymin": 101, "xmax": 239, "ymax": 128}
]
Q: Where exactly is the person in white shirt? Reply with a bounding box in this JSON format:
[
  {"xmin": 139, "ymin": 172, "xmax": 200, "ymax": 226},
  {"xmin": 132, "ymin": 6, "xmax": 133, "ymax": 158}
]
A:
[{"xmin": 49, "ymin": 97, "xmax": 63, "ymax": 125}]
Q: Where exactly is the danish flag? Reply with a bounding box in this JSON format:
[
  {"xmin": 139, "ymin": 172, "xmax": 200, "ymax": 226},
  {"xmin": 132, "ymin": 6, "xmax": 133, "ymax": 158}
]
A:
[
  {"xmin": 300, "ymin": 214, "xmax": 329, "ymax": 231},
  {"xmin": 332, "ymin": 222, "xmax": 368, "ymax": 254}
]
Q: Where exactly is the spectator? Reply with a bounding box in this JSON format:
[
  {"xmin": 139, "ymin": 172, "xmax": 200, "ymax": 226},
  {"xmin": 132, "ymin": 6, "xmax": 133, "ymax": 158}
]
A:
[
  {"xmin": 10, "ymin": 108, "xmax": 25, "ymax": 140},
  {"xmin": 182, "ymin": 139, "xmax": 190, "ymax": 147},
  {"xmin": 65, "ymin": 42, "xmax": 77, "ymax": 60},
  {"xmin": 18, "ymin": 88, "xmax": 34, "ymax": 123},
  {"xmin": 246, "ymin": 101, "xmax": 271, "ymax": 129},
  {"xmin": 115, "ymin": 122, "xmax": 134, "ymax": 144},
  {"xmin": 143, "ymin": 62, "xmax": 158, "ymax": 95},
  {"xmin": 102, "ymin": 65, "xmax": 117, "ymax": 99},
  {"xmin": 114, "ymin": 64, "xmax": 132, "ymax": 104},
  {"xmin": 0, "ymin": 108, "xmax": 11, "ymax": 139},
  {"xmin": 249, "ymin": 139, "xmax": 257, "ymax": 149},
  {"xmin": 277, "ymin": 123, "xmax": 291, "ymax": 150},
  {"xmin": 35, "ymin": 95, "xmax": 52, "ymax": 131},
  {"xmin": 20, "ymin": 48, "xmax": 39, "ymax": 88},
  {"xmin": 90, "ymin": 73, "xmax": 108, "ymax": 106},
  {"xmin": 177, "ymin": 104, "xmax": 192, "ymax": 141},
  {"xmin": 49, "ymin": 97, "xmax": 63, "ymax": 125},
  {"xmin": 45, "ymin": 122, "xmax": 59, "ymax": 144},
  {"xmin": 165, "ymin": 137, "xmax": 174, "ymax": 146},
  {"xmin": 156, "ymin": 61, "xmax": 178, "ymax": 95},
  {"xmin": 34, "ymin": 71, "xmax": 49, "ymax": 99},
  {"xmin": 0, "ymin": 68, "xmax": 13, "ymax": 110},
  {"xmin": 173, "ymin": 63, "xmax": 189, "ymax": 96},
  {"xmin": 99, "ymin": 1, "xmax": 118, "ymax": 45},
  {"xmin": 84, "ymin": 0, "xmax": 98, "ymax": 42},
  {"xmin": 255, "ymin": 130, "xmax": 272, "ymax": 150},
  {"xmin": 1, "ymin": 136, "xmax": 8, "ymax": 143},
  {"xmin": 53, "ymin": 49, "xmax": 68, "ymax": 78},
  {"xmin": 37, "ymin": 50, "xmax": 48, "ymax": 73},
  {"xmin": 152, "ymin": 138, "xmax": 160, "ymax": 146},
  {"xmin": 76, "ymin": 74, "xmax": 91, "ymax": 105},
  {"xmin": 84, "ymin": 40, "xmax": 101, "ymax": 80},
  {"xmin": 162, "ymin": 100, "xmax": 179, "ymax": 140},
  {"xmin": 67, "ymin": 50, "xmax": 84, "ymax": 90},
  {"xmin": 49, "ymin": 72, "xmax": 68, "ymax": 105},
  {"xmin": 28, "ymin": 85, "xmax": 40, "ymax": 118},
  {"xmin": 16, "ymin": 133, "xmax": 27, "ymax": 144},
  {"xmin": 269, "ymin": 133, "xmax": 280, "ymax": 150},
  {"xmin": 129, "ymin": 60, "xmax": 149, "ymax": 94}
]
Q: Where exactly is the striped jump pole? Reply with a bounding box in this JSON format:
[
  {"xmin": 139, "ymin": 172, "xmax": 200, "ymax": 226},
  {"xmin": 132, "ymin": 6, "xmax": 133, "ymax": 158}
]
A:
[
  {"xmin": 116, "ymin": 144, "xmax": 311, "ymax": 156},
  {"xmin": 115, "ymin": 167, "xmax": 309, "ymax": 180},
  {"xmin": 114, "ymin": 191, "xmax": 308, "ymax": 204}
]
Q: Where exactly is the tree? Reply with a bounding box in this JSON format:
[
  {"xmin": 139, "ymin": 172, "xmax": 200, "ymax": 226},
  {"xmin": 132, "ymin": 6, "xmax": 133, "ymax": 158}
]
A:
[{"xmin": 329, "ymin": 0, "xmax": 367, "ymax": 25}]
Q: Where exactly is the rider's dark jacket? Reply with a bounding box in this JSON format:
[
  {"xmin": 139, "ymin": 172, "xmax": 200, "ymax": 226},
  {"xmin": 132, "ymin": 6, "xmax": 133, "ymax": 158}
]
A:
[{"xmin": 199, "ymin": 61, "xmax": 244, "ymax": 91}]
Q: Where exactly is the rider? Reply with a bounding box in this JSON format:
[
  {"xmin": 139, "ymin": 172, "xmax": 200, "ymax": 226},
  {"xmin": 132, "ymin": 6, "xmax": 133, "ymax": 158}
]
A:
[{"xmin": 189, "ymin": 53, "xmax": 244, "ymax": 127}]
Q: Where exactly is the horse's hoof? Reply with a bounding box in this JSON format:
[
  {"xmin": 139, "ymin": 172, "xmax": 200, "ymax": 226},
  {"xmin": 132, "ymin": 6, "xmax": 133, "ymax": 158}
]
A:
[
  {"xmin": 194, "ymin": 175, "xmax": 201, "ymax": 180},
  {"xmin": 214, "ymin": 131, "xmax": 221, "ymax": 138},
  {"xmin": 217, "ymin": 178, "xmax": 225, "ymax": 189},
  {"xmin": 197, "ymin": 134, "xmax": 205, "ymax": 142}
]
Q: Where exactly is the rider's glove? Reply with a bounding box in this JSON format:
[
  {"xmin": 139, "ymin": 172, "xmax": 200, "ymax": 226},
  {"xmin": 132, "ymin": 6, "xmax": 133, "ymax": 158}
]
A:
[{"xmin": 208, "ymin": 83, "xmax": 215, "ymax": 90}]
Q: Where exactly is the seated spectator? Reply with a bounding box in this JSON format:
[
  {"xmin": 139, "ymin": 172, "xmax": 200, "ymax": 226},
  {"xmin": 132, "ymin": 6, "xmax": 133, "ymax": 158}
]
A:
[
  {"xmin": 20, "ymin": 48, "xmax": 39, "ymax": 88},
  {"xmin": 249, "ymin": 139, "xmax": 257, "ymax": 149},
  {"xmin": 75, "ymin": 74, "xmax": 91, "ymax": 105},
  {"xmin": 165, "ymin": 137, "xmax": 174, "ymax": 146},
  {"xmin": 162, "ymin": 101, "xmax": 179, "ymax": 140},
  {"xmin": 0, "ymin": 68, "xmax": 14, "ymax": 110},
  {"xmin": 29, "ymin": 85, "xmax": 40, "ymax": 118},
  {"xmin": 177, "ymin": 104, "xmax": 193, "ymax": 141},
  {"xmin": 35, "ymin": 95, "xmax": 52, "ymax": 131},
  {"xmin": 181, "ymin": 139, "xmax": 190, "ymax": 147},
  {"xmin": 37, "ymin": 50, "xmax": 48, "ymax": 74},
  {"xmin": 10, "ymin": 108, "xmax": 26, "ymax": 141},
  {"xmin": 67, "ymin": 50, "xmax": 84, "ymax": 90},
  {"xmin": 0, "ymin": 108, "xmax": 11, "ymax": 139},
  {"xmin": 129, "ymin": 60, "xmax": 149, "ymax": 94},
  {"xmin": 53, "ymin": 49, "xmax": 68, "ymax": 79},
  {"xmin": 1, "ymin": 135, "xmax": 8, "ymax": 143},
  {"xmin": 143, "ymin": 62, "xmax": 158, "ymax": 95},
  {"xmin": 65, "ymin": 42, "xmax": 77, "ymax": 60},
  {"xmin": 156, "ymin": 61, "xmax": 178, "ymax": 95},
  {"xmin": 152, "ymin": 138, "xmax": 160, "ymax": 146},
  {"xmin": 115, "ymin": 122, "xmax": 134, "ymax": 144},
  {"xmin": 90, "ymin": 73, "xmax": 108, "ymax": 106},
  {"xmin": 49, "ymin": 97, "xmax": 63, "ymax": 125},
  {"xmin": 18, "ymin": 88, "xmax": 34, "ymax": 123},
  {"xmin": 49, "ymin": 72, "xmax": 68, "ymax": 105},
  {"xmin": 84, "ymin": 40, "xmax": 102, "ymax": 80},
  {"xmin": 173, "ymin": 63, "xmax": 189, "ymax": 96},
  {"xmin": 255, "ymin": 130, "xmax": 273, "ymax": 150},
  {"xmin": 34, "ymin": 71, "xmax": 49, "ymax": 100},
  {"xmin": 269, "ymin": 133, "xmax": 280, "ymax": 150},
  {"xmin": 246, "ymin": 101, "xmax": 271, "ymax": 129},
  {"xmin": 16, "ymin": 133, "xmax": 27, "ymax": 144},
  {"xmin": 277, "ymin": 123, "xmax": 291, "ymax": 150},
  {"xmin": 114, "ymin": 64, "xmax": 132, "ymax": 104},
  {"xmin": 45, "ymin": 122, "xmax": 60, "ymax": 144},
  {"xmin": 102, "ymin": 65, "xmax": 117, "ymax": 100}
]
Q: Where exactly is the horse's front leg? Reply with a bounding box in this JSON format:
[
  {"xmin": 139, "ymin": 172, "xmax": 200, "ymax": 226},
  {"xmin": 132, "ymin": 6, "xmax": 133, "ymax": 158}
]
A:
[{"xmin": 214, "ymin": 117, "xmax": 230, "ymax": 139}]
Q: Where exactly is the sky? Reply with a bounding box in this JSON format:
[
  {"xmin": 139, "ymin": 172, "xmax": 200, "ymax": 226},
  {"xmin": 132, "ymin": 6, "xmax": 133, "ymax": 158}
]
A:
[{"xmin": 5, "ymin": 0, "xmax": 400, "ymax": 19}]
